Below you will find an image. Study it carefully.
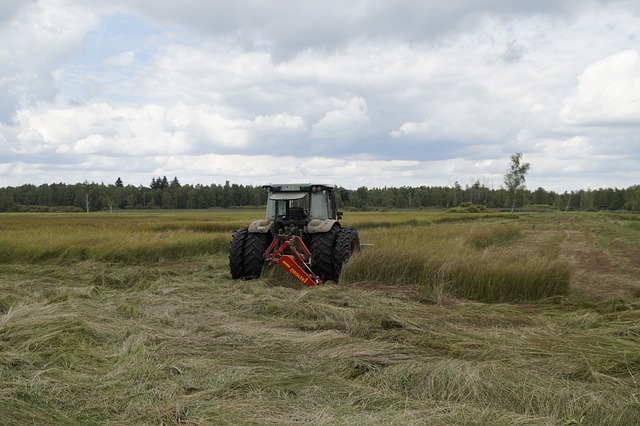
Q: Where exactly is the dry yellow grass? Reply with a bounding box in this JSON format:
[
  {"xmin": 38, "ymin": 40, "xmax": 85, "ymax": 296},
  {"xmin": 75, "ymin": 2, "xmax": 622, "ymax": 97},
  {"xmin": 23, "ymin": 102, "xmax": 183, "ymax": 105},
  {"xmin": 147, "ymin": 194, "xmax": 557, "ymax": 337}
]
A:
[{"xmin": 0, "ymin": 210, "xmax": 638, "ymax": 425}]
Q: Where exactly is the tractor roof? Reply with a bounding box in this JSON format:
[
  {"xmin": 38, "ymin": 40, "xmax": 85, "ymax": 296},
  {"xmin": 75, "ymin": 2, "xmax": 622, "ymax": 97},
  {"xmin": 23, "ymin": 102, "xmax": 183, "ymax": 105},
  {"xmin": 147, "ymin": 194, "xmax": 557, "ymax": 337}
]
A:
[
  {"xmin": 263, "ymin": 184, "xmax": 334, "ymax": 193},
  {"xmin": 268, "ymin": 192, "xmax": 306, "ymax": 200}
]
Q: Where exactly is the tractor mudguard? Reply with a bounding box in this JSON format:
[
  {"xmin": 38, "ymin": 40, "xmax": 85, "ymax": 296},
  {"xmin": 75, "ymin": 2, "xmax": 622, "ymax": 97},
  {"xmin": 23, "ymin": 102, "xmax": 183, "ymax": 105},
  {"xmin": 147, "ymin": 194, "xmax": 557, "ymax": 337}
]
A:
[
  {"xmin": 306, "ymin": 218, "xmax": 338, "ymax": 234},
  {"xmin": 248, "ymin": 219, "xmax": 273, "ymax": 233}
]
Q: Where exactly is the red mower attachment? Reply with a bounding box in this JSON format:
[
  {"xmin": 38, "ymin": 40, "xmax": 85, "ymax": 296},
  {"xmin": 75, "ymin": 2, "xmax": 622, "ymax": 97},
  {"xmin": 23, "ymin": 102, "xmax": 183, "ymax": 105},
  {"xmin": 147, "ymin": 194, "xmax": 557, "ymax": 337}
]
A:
[{"xmin": 264, "ymin": 234, "xmax": 322, "ymax": 286}]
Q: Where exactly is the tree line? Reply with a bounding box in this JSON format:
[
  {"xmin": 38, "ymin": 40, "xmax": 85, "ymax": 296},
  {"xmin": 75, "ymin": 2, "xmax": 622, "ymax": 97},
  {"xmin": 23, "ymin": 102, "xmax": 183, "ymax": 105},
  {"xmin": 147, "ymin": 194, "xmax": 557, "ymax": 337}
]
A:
[{"xmin": 0, "ymin": 176, "xmax": 638, "ymax": 213}]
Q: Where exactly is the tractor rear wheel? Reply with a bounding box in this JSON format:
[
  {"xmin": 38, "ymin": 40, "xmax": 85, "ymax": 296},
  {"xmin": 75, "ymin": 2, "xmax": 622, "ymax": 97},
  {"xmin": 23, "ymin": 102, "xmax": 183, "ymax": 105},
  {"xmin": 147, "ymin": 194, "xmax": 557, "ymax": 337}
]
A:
[
  {"xmin": 333, "ymin": 227, "xmax": 360, "ymax": 280},
  {"xmin": 230, "ymin": 229, "xmax": 270, "ymax": 280},
  {"xmin": 229, "ymin": 228, "xmax": 249, "ymax": 279},
  {"xmin": 243, "ymin": 232, "xmax": 270, "ymax": 279},
  {"xmin": 310, "ymin": 225, "xmax": 339, "ymax": 281}
]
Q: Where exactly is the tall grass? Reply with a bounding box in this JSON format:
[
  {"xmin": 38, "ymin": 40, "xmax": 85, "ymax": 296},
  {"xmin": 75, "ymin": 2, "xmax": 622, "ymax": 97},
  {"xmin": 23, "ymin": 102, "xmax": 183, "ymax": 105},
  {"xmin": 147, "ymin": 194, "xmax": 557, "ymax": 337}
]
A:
[
  {"xmin": 0, "ymin": 213, "xmax": 232, "ymax": 263},
  {"xmin": 341, "ymin": 223, "xmax": 571, "ymax": 302},
  {"xmin": 343, "ymin": 210, "xmax": 512, "ymax": 230}
]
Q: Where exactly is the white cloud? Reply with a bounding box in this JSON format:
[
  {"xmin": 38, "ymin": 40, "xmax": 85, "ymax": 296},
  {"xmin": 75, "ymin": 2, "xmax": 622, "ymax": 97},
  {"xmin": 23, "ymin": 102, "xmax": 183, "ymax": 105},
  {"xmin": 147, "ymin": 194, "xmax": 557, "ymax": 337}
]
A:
[
  {"xmin": 254, "ymin": 114, "xmax": 306, "ymax": 133},
  {"xmin": 103, "ymin": 50, "xmax": 136, "ymax": 67},
  {"xmin": 310, "ymin": 97, "xmax": 370, "ymax": 139},
  {"xmin": 9, "ymin": 102, "xmax": 254, "ymax": 157},
  {"xmin": 562, "ymin": 50, "xmax": 640, "ymax": 125},
  {"xmin": 534, "ymin": 136, "xmax": 593, "ymax": 160},
  {"xmin": 73, "ymin": 134, "xmax": 107, "ymax": 154},
  {"xmin": 144, "ymin": 45, "xmax": 275, "ymax": 105},
  {"xmin": 391, "ymin": 121, "xmax": 431, "ymax": 138},
  {"xmin": 0, "ymin": 0, "xmax": 99, "ymax": 120}
]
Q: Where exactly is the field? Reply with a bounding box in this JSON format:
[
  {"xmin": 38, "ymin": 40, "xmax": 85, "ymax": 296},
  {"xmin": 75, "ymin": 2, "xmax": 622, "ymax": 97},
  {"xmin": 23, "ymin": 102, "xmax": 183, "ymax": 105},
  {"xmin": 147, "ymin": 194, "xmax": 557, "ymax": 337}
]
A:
[{"xmin": 1, "ymin": 209, "xmax": 639, "ymax": 425}]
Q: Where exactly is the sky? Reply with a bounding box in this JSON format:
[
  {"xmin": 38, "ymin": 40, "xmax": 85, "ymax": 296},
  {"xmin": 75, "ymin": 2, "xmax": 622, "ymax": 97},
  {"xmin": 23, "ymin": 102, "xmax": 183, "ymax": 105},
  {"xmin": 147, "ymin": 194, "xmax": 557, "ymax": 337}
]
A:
[{"xmin": 1, "ymin": 0, "xmax": 639, "ymax": 192}]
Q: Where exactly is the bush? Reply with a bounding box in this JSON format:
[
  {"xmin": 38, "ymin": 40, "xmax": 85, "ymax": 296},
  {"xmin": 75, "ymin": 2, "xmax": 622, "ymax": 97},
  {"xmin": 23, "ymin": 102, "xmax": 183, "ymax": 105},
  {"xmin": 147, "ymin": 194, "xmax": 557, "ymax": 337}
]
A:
[{"xmin": 447, "ymin": 203, "xmax": 490, "ymax": 213}]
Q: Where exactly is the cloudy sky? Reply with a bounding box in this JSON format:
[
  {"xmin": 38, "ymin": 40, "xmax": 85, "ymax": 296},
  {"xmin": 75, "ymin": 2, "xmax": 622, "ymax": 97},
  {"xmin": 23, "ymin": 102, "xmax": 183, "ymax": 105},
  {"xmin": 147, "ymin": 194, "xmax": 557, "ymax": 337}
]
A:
[{"xmin": 1, "ymin": 0, "xmax": 639, "ymax": 191}]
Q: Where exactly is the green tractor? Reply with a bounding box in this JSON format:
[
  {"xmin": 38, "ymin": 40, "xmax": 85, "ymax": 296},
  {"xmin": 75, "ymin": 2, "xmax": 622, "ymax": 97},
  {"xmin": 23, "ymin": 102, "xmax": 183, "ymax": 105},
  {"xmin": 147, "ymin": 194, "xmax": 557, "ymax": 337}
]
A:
[{"xmin": 229, "ymin": 184, "xmax": 360, "ymax": 285}]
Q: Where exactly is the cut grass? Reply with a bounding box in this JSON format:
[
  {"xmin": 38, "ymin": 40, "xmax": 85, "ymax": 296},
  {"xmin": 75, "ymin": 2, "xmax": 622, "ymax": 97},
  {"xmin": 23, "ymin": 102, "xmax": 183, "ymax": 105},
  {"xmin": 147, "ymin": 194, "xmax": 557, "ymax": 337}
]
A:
[{"xmin": 0, "ymin": 210, "xmax": 638, "ymax": 424}]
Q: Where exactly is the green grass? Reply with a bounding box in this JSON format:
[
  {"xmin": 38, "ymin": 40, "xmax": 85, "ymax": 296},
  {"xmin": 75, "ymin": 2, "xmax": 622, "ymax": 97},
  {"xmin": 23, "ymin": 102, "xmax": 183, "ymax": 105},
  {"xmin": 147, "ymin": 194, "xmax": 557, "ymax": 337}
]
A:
[
  {"xmin": 0, "ymin": 212, "xmax": 240, "ymax": 263},
  {"xmin": 341, "ymin": 223, "xmax": 570, "ymax": 302},
  {"xmin": 0, "ymin": 210, "xmax": 639, "ymax": 425}
]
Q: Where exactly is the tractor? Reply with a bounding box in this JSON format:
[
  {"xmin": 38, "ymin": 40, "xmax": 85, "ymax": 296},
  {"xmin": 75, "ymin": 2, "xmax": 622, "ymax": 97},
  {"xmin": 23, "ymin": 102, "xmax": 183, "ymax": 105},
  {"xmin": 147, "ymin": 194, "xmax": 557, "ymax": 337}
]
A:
[{"xmin": 229, "ymin": 184, "xmax": 360, "ymax": 286}]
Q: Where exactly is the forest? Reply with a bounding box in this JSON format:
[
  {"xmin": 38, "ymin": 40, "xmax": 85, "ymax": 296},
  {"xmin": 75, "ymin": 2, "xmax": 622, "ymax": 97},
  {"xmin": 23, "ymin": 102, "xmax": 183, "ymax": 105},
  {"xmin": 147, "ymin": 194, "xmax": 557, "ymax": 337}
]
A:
[{"xmin": 0, "ymin": 176, "xmax": 638, "ymax": 213}]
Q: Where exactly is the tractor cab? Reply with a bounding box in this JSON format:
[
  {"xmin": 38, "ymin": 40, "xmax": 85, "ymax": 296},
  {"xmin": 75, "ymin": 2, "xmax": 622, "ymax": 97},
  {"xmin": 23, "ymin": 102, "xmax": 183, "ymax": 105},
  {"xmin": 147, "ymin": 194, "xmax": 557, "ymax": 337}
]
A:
[{"xmin": 262, "ymin": 184, "xmax": 341, "ymax": 235}]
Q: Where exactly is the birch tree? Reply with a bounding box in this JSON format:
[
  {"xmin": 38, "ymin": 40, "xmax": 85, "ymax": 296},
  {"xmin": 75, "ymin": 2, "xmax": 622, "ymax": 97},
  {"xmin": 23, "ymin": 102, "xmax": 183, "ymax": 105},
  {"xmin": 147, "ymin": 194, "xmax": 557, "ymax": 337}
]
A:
[{"xmin": 504, "ymin": 152, "xmax": 531, "ymax": 214}]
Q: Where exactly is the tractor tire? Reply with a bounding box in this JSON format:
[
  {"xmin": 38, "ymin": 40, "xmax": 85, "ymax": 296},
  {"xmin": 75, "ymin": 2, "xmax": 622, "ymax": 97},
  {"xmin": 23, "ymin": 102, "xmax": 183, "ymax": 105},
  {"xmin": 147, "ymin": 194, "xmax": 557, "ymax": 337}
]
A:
[
  {"xmin": 229, "ymin": 228, "xmax": 249, "ymax": 279},
  {"xmin": 333, "ymin": 227, "xmax": 360, "ymax": 280},
  {"xmin": 310, "ymin": 225, "xmax": 339, "ymax": 281},
  {"xmin": 243, "ymin": 232, "xmax": 270, "ymax": 279}
]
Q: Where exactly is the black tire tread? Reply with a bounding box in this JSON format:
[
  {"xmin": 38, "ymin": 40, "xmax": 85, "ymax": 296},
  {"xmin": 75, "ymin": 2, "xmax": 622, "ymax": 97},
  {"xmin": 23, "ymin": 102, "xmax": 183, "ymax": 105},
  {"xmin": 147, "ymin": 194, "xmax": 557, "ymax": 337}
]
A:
[
  {"xmin": 243, "ymin": 232, "xmax": 269, "ymax": 279},
  {"xmin": 333, "ymin": 227, "xmax": 360, "ymax": 282},
  {"xmin": 310, "ymin": 225, "xmax": 339, "ymax": 281},
  {"xmin": 229, "ymin": 228, "xmax": 248, "ymax": 279}
]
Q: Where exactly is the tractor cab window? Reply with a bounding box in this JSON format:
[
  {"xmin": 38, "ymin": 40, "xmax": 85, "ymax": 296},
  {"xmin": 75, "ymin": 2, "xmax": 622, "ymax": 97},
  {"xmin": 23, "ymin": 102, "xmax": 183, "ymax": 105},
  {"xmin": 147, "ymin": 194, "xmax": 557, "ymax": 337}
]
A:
[
  {"xmin": 310, "ymin": 191, "xmax": 330, "ymax": 220},
  {"xmin": 266, "ymin": 192, "xmax": 309, "ymax": 221}
]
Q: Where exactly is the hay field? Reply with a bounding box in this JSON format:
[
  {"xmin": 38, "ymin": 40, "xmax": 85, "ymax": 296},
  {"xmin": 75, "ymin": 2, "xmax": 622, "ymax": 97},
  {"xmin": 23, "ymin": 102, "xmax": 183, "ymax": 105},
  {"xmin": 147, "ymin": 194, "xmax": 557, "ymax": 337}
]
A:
[{"xmin": 1, "ymin": 210, "xmax": 639, "ymax": 425}]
